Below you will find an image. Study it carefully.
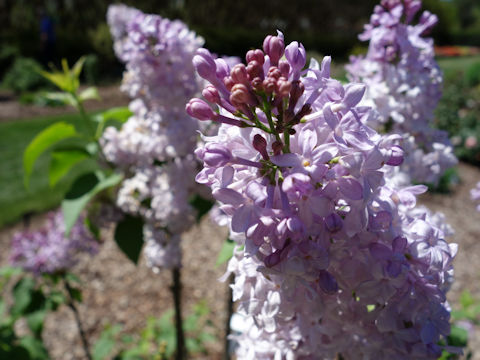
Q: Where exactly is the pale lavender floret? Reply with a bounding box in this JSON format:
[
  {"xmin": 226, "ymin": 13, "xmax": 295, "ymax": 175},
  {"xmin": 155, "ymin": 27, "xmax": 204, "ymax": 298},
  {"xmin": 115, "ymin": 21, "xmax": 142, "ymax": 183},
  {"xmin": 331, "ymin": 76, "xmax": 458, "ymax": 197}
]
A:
[
  {"xmin": 192, "ymin": 31, "xmax": 457, "ymax": 358},
  {"xmin": 10, "ymin": 211, "xmax": 98, "ymax": 275},
  {"xmin": 471, "ymin": 182, "xmax": 480, "ymax": 211},
  {"xmin": 346, "ymin": 0, "xmax": 457, "ymax": 186}
]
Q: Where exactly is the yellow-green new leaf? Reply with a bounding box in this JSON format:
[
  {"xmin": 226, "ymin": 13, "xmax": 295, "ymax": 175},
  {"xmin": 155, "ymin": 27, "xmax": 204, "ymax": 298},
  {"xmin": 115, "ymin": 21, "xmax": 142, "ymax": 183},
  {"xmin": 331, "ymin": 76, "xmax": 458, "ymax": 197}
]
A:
[
  {"xmin": 23, "ymin": 122, "xmax": 78, "ymax": 188},
  {"xmin": 79, "ymin": 87, "xmax": 100, "ymax": 102},
  {"xmin": 49, "ymin": 150, "xmax": 90, "ymax": 187}
]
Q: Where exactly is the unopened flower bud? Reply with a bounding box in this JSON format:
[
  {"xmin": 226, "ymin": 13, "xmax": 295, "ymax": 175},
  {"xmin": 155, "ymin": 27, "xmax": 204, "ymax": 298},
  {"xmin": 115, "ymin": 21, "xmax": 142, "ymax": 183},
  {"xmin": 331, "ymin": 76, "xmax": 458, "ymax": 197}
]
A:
[
  {"xmin": 231, "ymin": 64, "xmax": 249, "ymax": 84},
  {"xmin": 263, "ymin": 33, "xmax": 285, "ymax": 66},
  {"xmin": 272, "ymin": 140, "xmax": 283, "ymax": 155},
  {"xmin": 246, "ymin": 49, "xmax": 265, "ymax": 65},
  {"xmin": 224, "ymin": 76, "xmax": 235, "ymax": 91},
  {"xmin": 278, "ymin": 60, "xmax": 291, "ymax": 78},
  {"xmin": 263, "ymin": 77, "xmax": 277, "ymax": 94},
  {"xmin": 202, "ymin": 85, "xmax": 220, "ymax": 104},
  {"xmin": 267, "ymin": 66, "xmax": 282, "ymax": 80},
  {"xmin": 386, "ymin": 145, "xmax": 404, "ymax": 166},
  {"xmin": 246, "ymin": 60, "xmax": 263, "ymax": 80},
  {"xmin": 277, "ymin": 78, "xmax": 292, "ymax": 98},
  {"xmin": 193, "ymin": 48, "xmax": 217, "ymax": 81},
  {"xmin": 230, "ymin": 83, "xmax": 256, "ymax": 107},
  {"xmin": 185, "ymin": 98, "xmax": 215, "ymax": 121},
  {"xmin": 253, "ymin": 134, "xmax": 269, "ymax": 160}
]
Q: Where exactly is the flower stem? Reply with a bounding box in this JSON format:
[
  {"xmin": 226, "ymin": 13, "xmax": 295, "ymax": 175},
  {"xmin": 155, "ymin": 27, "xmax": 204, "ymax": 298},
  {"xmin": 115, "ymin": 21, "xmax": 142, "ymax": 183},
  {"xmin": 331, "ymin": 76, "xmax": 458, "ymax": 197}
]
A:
[
  {"xmin": 171, "ymin": 267, "xmax": 186, "ymax": 360},
  {"xmin": 63, "ymin": 278, "xmax": 92, "ymax": 360}
]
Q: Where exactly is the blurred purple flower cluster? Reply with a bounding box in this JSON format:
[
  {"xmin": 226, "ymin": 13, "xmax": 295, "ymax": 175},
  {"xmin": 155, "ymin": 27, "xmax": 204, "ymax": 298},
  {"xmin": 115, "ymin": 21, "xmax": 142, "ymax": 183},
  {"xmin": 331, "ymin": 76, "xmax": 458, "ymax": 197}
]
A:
[
  {"xmin": 347, "ymin": 0, "xmax": 457, "ymax": 186},
  {"xmin": 471, "ymin": 182, "xmax": 480, "ymax": 212},
  {"xmin": 189, "ymin": 30, "xmax": 458, "ymax": 358},
  {"xmin": 10, "ymin": 211, "xmax": 98, "ymax": 275},
  {"xmin": 102, "ymin": 5, "xmax": 205, "ymax": 270}
]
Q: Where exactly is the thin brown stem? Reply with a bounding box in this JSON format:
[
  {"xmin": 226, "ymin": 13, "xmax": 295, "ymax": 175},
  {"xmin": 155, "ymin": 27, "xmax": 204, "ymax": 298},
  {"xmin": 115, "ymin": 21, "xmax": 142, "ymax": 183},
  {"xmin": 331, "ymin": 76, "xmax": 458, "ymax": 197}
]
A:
[
  {"xmin": 64, "ymin": 278, "xmax": 92, "ymax": 360},
  {"xmin": 171, "ymin": 267, "xmax": 185, "ymax": 360}
]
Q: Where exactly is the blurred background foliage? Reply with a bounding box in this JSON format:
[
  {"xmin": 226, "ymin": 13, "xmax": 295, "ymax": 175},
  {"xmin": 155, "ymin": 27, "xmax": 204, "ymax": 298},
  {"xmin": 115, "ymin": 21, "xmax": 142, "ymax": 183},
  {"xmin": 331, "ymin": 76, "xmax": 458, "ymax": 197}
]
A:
[{"xmin": 1, "ymin": 0, "xmax": 480, "ymax": 82}]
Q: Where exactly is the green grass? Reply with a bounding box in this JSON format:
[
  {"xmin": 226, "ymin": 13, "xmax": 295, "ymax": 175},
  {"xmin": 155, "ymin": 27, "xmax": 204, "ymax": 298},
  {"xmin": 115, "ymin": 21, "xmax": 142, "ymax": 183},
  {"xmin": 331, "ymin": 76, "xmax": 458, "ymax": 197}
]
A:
[
  {"xmin": 437, "ymin": 55, "xmax": 480, "ymax": 75},
  {"xmin": 0, "ymin": 113, "xmax": 95, "ymax": 227}
]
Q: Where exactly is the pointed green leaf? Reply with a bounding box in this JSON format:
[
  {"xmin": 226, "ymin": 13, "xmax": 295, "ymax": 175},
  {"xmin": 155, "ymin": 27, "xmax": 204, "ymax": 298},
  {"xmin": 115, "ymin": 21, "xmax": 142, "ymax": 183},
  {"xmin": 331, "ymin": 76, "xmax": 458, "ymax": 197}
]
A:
[
  {"xmin": 49, "ymin": 150, "xmax": 90, "ymax": 187},
  {"xmin": 97, "ymin": 106, "xmax": 132, "ymax": 124},
  {"xmin": 62, "ymin": 171, "xmax": 123, "ymax": 234},
  {"xmin": 11, "ymin": 277, "xmax": 35, "ymax": 318},
  {"xmin": 114, "ymin": 215, "xmax": 144, "ymax": 264},
  {"xmin": 23, "ymin": 122, "xmax": 78, "ymax": 188},
  {"xmin": 40, "ymin": 70, "xmax": 71, "ymax": 91},
  {"xmin": 41, "ymin": 92, "xmax": 77, "ymax": 107},
  {"xmin": 78, "ymin": 87, "xmax": 100, "ymax": 102},
  {"xmin": 215, "ymin": 238, "xmax": 235, "ymax": 267},
  {"xmin": 72, "ymin": 56, "xmax": 86, "ymax": 79}
]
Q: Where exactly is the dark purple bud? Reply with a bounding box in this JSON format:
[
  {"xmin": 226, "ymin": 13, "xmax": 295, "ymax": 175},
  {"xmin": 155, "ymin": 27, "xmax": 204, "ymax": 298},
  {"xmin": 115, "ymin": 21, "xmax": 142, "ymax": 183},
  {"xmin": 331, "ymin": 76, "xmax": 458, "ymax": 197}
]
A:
[
  {"xmin": 202, "ymin": 85, "xmax": 220, "ymax": 104},
  {"xmin": 246, "ymin": 49, "xmax": 265, "ymax": 65},
  {"xmin": 289, "ymin": 80, "xmax": 304, "ymax": 109},
  {"xmin": 272, "ymin": 141, "xmax": 283, "ymax": 155},
  {"xmin": 318, "ymin": 270, "xmax": 338, "ymax": 294},
  {"xmin": 265, "ymin": 250, "xmax": 282, "ymax": 268},
  {"xmin": 253, "ymin": 134, "xmax": 269, "ymax": 160},
  {"xmin": 193, "ymin": 48, "xmax": 217, "ymax": 81},
  {"xmin": 230, "ymin": 83, "xmax": 256, "ymax": 107},
  {"xmin": 325, "ymin": 213, "xmax": 343, "ymax": 233},
  {"xmin": 202, "ymin": 144, "xmax": 233, "ymax": 167},
  {"xmin": 263, "ymin": 34, "xmax": 285, "ymax": 66},
  {"xmin": 186, "ymin": 98, "xmax": 215, "ymax": 121},
  {"xmin": 278, "ymin": 60, "xmax": 290, "ymax": 78},
  {"xmin": 386, "ymin": 145, "xmax": 404, "ymax": 166},
  {"xmin": 231, "ymin": 64, "xmax": 249, "ymax": 84},
  {"xmin": 251, "ymin": 77, "xmax": 264, "ymax": 91},
  {"xmin": 267, "ymin": 66, "xmax": 282, "ymax": 80},
  {"xmin": 246, "ymin": 60, "xmax": 263, "ymax": 80},
  {"xmin": 263, "ymin": 77, "xmax": 277, "ymax": 94},
  {"xmin": 277, "ymin": 78, "xmax": 292, "ymax": 98},
  {"xmin": 224, "ymin": 76, "xmax": 235, "ymax": 91}
]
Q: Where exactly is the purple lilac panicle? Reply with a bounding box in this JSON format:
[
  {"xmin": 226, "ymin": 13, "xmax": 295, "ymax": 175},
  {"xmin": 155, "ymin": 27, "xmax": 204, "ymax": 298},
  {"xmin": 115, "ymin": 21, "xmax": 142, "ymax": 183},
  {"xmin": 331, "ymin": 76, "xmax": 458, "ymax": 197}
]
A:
[
  {"xmin": 190, "ymin": 32, "xmax": 457, "ymax": 358},
  {"xmin": 346, "ymin": 0, "xmax": 457, "ymax": 186},
  {"xmin": 10, "ymin": 211, "xmax": 98, "ymax": 275},
  {"xmin": 104, "ymin": 5, "xmax": 220, "ymax": 271}
]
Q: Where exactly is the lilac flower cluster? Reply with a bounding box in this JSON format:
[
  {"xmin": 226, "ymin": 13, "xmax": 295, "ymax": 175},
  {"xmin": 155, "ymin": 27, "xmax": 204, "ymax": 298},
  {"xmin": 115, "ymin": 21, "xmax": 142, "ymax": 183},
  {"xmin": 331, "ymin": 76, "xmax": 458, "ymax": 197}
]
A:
[
  {"xmin": 103, "ymin": 5, "xmax": 205, "ymax": 270},
  {"xmin": 347, "ymin": 0, "xmax": 457, "ymax": 185},
  {"xmin": 10, "ymin": 211, "xmax": 98, "ymax": 275},
  {"xmin": 189, "ymin": 32, "xmax": 457, "ymax": 358},
  {"xmin": 471, "ymin": 182, "xmax": 480, "ymax": 212}
]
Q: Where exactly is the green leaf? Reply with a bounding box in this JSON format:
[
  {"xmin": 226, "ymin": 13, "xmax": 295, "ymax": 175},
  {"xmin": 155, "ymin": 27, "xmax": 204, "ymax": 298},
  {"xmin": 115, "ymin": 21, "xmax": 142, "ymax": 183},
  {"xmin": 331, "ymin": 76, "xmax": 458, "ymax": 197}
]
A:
[
  {"xmin": 98, "ymin": 107, "xmax": 132, "ymax": 124},
  {"xmin": 189, "ymin": 195, "xmax": 214, "ymax": 222},
  {"xmin": 26, "ymin": 310, "xmax": 47, "ymax": 337},
  {"xmin": 19, "ymin": 336, "xmax": 49, "ymax": 360},
  {"xmin": 215, "ymin": 238, "xmax": 235, "ymax": 267},
  {"xmin": 460, "ymin": 290, "xmax": 475, "ymax": 309},
  {"xmin": 11, "ymin": 277, "xmax": 35, "ymax": 318},
  {"xmin": 49, "ymin": 150, "xmax": 90, "ymax": 187},
  {"xmin": 72, "ymin": 56, "xmax": 86, "ymax": 80},
  {"xmin": 447, "ymin": 325, "xmax": 469, "ymax": 347},
  {"xmin": 23, "ymin": 122, "xmax": 78, "ymax": 188},
  {"xmin": 114, "ymin": 215, "xmax": 144, "ymax": 264},
  {"xmin": 79, "ymin": 87, "xmax": 100, "ymax": 102},
  {"xmin": 62, "ymin": 171, "xmax": 123, "ymax": 234},
  {"xmin": 92, "ymin": 325, "xmax": 121, "ymax": 360},
  {"xmin": 40, "ymin": 70, "xmax": 71, "ymax": 92},
  {"xmin": 69, "ymin": 287, "xmax": 83, "ymax": 303},
  {"xmin": 39, "ymin": 92, "xmax": 77, "ymax": 107}
]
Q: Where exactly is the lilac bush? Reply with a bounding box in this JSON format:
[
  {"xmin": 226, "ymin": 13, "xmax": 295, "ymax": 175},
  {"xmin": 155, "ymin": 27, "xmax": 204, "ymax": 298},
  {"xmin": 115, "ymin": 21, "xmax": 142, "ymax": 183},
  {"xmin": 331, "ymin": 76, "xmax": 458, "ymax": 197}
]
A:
[
  {"xmin": 103, "ymin": 5, "xmax": 206, "ymax": 270},
  {"xmin": 10, "ymin": 211, "xmax": 98, "ymax": 275},
  {"xmin": 189, "ymin": 31, "xmax": 458, "ymax": 358},
  {"xmin": 346, "ymin": 0, "xmax": 457, "ymax": 186}
]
